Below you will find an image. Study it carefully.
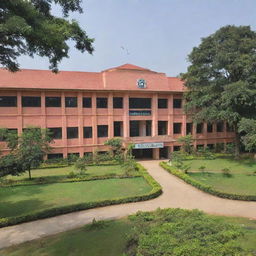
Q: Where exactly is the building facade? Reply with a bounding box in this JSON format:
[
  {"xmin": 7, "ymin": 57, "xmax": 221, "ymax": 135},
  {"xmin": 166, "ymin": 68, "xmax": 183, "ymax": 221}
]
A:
[{"xmin": 0, "ymin": 64, "xmax": 235, "ymax": 159}]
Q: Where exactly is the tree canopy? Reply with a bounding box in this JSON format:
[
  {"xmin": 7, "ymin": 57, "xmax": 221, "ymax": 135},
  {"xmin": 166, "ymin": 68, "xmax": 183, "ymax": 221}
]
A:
[
  {"xmin": 182, "ymin": 25, "xmax": 256, "ymax": 155},
  {"xmin": 0, "ymin": 0, "xmax": 94, "ymax": 72}
]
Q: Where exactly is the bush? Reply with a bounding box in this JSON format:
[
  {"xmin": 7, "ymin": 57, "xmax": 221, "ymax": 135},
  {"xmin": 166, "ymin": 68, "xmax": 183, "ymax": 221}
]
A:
[
  {"xmin": 67, "ymin": 171, "xmax": 76, "ymax": 178},
  {"xmin": 160, "ymin": 162, "xmax": 256, "ymax": 201},
  {"xmin": 199, "ymin": 165, "xmax": 206, "ymax": 172},
  {"xmin": 74, "ymin": 158, "xmax": 87, "ymax": 172},
  {"xmin": 221, "ymin": 168, "xmax": 232, "ymax": 177}
]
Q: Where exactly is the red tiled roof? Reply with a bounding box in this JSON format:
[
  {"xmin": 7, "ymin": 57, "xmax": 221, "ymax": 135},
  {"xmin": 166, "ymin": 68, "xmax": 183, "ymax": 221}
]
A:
[{"xmin": 0, "ymin": 64, "xmax": 184, "ymax": 92}]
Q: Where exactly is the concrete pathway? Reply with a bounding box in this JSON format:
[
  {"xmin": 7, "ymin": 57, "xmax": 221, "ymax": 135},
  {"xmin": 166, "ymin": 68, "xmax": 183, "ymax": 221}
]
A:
[{"xmin": 0, "ymin": 160, "xmax": 256, "ymax": 249}]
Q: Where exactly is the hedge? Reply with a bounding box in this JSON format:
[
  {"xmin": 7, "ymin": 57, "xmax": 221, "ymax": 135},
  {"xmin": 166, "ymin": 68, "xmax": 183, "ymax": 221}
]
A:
[
  {"xmin": 160, "ymin": 162, "xmax": 256, "ymax": 202},
  {"xmin": 0, "ymin": 163, "xmax": 162, "ymax": 227}
]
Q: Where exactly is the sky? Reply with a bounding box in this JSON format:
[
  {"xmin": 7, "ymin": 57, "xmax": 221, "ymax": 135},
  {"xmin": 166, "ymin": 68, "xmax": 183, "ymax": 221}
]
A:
[{"xmin": 18, "ymin": 0, "xmax": 256, "ymax": 76}]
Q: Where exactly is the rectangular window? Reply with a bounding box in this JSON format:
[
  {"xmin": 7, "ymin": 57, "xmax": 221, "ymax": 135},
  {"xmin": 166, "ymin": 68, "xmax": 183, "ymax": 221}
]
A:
[
  {"xmin": 227, "ymin": 123, "xmax": 234, "ymax": 132},
  {"xmin": 113, "ymin": 97, "xmax": 123, "ymax": 109},
  {"xmin": 0, "ymin": 96, "xmax": 17, "ymax": 107},
  {"xmin": 146, "ymin": 120, "xmax": 152, "ymax": 136},
  {"xmin": 129, "ymin": 98, "xmax": 151, "ymax": 109},
  {"xmin": 0, "ymin": 128, "xmax": 18, "ymax": 141},
  {"xmin": 173, "ymin": 99, "xmax": 182, "ymax": 108},
  {"xmin": 97, "ymin": 125, "xmax": 108, "ymax": 137},
  {"xmin": 173, "ymin": 146, "xmax": 181, "ymax": 151},
  {"xmin": 186, "ymin": 123, "xmax": 193, "ymax": 135},
  {"xmin": 83, "ymin": 97, "xmax": 92, "ymax": 108},
  {"xmin": 158, "ymin": 121, "xmax": 168, "ymax": 135},
  {"xmin": 97, "ymin": 97, "xmax": 108, "ymax": 108},
  {"xmin": 217, "ymin": 122, "xmax": 224, "ymax": 132},
  {"xmin": 46, "ymin": 97, "xmax": 61, "ymax": 107},
  {"xmin": 158, "ymin": 99, "xmax": 168, "ymax": 109},
  {"xmin": 47, "ymin": 153, "xmax": 63, "ymax": 159},
  {"xmin": 114, "ymin": 121, "xmax": 123, "ymax": 137},
  {"xmin": 65, "ymin": 97, "xmax": 77, "ymax": 108},
  {"xmin": 196, "ymin": 123, "xmax": 203, "ymax": 134},
  {"xmin": 67, "ymin": 127, "xmax": 78, "ymax": 139},
  {"xmin": 22, "ymin": 96, "xmax": 41, "ymax": 107},
  {"xmin": 48, "ymin": 127, "xmax": 62, "ymax": 139},
  {"xmin": 83, "ymin": 127, "xmax": 92, "ymax": 138},
  {"xmin": 173, "ymin": 123, "xmax": 182, "ymax": 134},
  {"xmin": 207, "ymin": 123, "xmax": 213, "ymax": 133}
]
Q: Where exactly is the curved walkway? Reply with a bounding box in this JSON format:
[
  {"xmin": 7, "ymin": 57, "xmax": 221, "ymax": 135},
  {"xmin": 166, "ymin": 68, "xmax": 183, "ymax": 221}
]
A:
[{"xmin": 1, "ymin": 160, "xmax": 256, "ymax": 249}]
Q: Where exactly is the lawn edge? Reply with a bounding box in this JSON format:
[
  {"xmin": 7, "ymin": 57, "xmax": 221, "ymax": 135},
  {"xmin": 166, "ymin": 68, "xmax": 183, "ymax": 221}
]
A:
[
  {"xmin": 160, "ymin": 161, "xmax": 256, "ymax": 202},
  {"xmin": 0, "ymin": 163, "xmax": 162, "ymax": 228}
]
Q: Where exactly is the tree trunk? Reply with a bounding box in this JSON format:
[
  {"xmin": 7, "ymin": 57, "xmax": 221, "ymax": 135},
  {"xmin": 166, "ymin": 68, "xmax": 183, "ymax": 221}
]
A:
[
  {"xmin": 28, "ymin": 167, "xmax": 31, "ymax": 180},
  {"xmin": 234, "ymin": 127, "xmax": 240, "ymax": 159}
]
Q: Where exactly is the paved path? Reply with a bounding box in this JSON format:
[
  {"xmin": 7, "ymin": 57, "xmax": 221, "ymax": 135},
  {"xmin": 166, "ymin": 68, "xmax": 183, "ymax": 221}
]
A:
[{"xmin": 1, "ymin": 160, "xmax": 256, "ymax": 249}]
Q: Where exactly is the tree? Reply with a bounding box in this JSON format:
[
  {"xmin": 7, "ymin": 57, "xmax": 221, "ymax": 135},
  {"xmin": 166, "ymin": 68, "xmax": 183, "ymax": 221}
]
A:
[
  {"xmin": 15, "ymin": 127, "xmax": 52, "ymax": 179},
  {"xmin": 177, "ymin": 135, "xmax": 193, "ymax": 154},
  {"xmin": 104, "ymin": 138, "xmax": 124, "ymax": 163},
  {"xmin": 0, "ymin": 0, "xmax": 94, "ymax": 72},
  {"xmin": 238, "ymin": 118, "xmax": 256, "ymax": 154},
  {"xmin": 182, "ymin": 25, "xmax": 256, "ymax": 157}
]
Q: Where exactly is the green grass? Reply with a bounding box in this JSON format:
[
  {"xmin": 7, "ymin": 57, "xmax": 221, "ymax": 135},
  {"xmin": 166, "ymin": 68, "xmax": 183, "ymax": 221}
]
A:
[
  {"xmin": 0, "ymin": 177, "xmax": 151, "ymax": 218},
  {"xmin": 188, "ymin": 172, "xmax": 256, "ymax": 195},
  {"xmin": 1, "ymin": 215, "xmax": 255, "ymax": 256},
  {"xmin": 6, "ymin": 165, "xmax": 126, "ymax": 181},
  {"xmin": 183, "ymin": 156, "xmax": 256, "ymax": 195},
  {"xmin": 185, "ymin": 156, "xmax": 256, "ymax": 174}
]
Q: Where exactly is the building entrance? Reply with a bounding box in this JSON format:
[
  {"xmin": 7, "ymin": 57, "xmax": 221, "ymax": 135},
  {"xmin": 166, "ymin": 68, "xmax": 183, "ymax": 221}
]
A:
[{"xmin": 132, "ymin": 148, "xmax": 153, "ymax": 159}]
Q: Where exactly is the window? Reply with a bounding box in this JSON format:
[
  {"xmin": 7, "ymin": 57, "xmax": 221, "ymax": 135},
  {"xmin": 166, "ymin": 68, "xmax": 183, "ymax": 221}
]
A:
[
  {"xmin": 83, "ymin": 97, "xmax": 92, "ymax": 108},
  {"xmin": 113, "ymin": 97, "xmax": 123, "ymax": 108},
  {"xmin": 67, "ymin": 127, "xmax": 78, "ymax": 139},
  {"xmin": 196, "ymin": 123, "xmax": 203, "ymax": 134},
  {"xmin": 114, "ymin": 121, "xmax": 123, "ymax": 137},
  {"xmin": 207, "ymin": 144, "xmax": 214, "ymax": 150},
  {"xmin": 207, "ymin": 123, "xmax": 213, "ymax": 133},
  {"xmin": 129, "ymin": 98, "xmax": 151, "ymax": 109},
  {"xmin": 65, "ymin": 97, "xmax": 77, "ymax": 108},
  {"xmin": 173, "ymin": 146, "xmax": 181, "ymax": 151},
  {"xmin": 173, "ymin": 123, "xmax": 182, "ymax": 134},
  {"xmin": 0, "ymin": 96, "xmax": 17, "ymax": 107},
  {"xmin": 22, "ymin": 96, "xmax": 41, "ymax": 107},
  {"xmin": 47, "ymin": 153, "xmax": 63, "ymax": 159},
  {"xmin": 217, "ymin": 122, "xmax": 224, "ymax": 132},
  {"xmin": 0, "ymin": 128, "xmax": 18, "ymax": 141},
  {"xmin": 46, "ymin": 97, "xmax": 61, "ymax": 107},
  {"xmin": 158, "ymin": 99, "xmax": 168, "ymax": 109},
  {"xmin": 48, "ymin": 127, "xmax": 62, "ymax": 139},
  {"xmin": 97, "ymin": 125, "xmax": 108, "ymax": 137},
  {"xmin": 97, "ymin": 97, "xmax": 108, "ymax": 108},
  {"xmin": 130, "ymin": 121, "xmax": 139, "ymax": 137},
  {"xmin": 186, "ymin": 123, "xmax": 193, "ymax": 135},
  {"xmin": 146, "ymin": 120, "xmax": 152, "ymax": 136},
  {"xmin": 158, "ymin": 121, "xmax": 167, "ymax": 135},
  {"xmin": 227, "ymin": 123, "xmax": 234, "ymax": 132},
  {"xmin": 173, "ymin": 99, "xmax": 182, "ymax": 108},
  {"xmin": 197, "ymin": 144, "xmax": 204, "ymax": 150},
  {"xmin": 83, "ymin": 127, "xmax": 92, "ymax": 138}
]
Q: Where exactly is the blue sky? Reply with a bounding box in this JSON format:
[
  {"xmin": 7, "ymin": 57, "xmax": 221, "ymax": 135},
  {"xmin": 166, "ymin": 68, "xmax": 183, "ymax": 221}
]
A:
[{"xmin": 18, "ymin": 0, "xmax": 256, "ymax": 76}]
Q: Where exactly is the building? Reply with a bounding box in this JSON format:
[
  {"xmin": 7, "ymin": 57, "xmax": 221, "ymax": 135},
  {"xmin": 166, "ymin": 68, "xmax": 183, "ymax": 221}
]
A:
[{"xmin": 0, "ymin": 64, "xmax": 235, "ymax": 159}]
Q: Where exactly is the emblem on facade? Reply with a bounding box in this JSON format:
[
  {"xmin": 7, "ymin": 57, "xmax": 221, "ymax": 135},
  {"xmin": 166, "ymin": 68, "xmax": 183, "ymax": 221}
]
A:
[{"xmin": 137, "ymin": 79, "xmax": 147, "ymax": 89}]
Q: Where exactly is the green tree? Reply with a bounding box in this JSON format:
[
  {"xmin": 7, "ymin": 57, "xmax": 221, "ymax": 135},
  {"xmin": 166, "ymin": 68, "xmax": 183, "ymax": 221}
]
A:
[
  {"xmin": 104, "ymin": 138, "xmax": 124, "ymax": 163},
  {"xmin": 238, "ymin": 118, "xmax": 256, "ymax": 154},
  {"xmin": 0, "ymin": 0, "xmax": 94, "ymax": 72},
  {"xmin": 15, "ymin": 127, "xmax": 52, "ymax": 179},
  {"xmin": 182, "ymin": 25, "xmax": 256, "ymax": 157},
  {"xmin": 177, "ymin": 135, "xmax": 193, "ymax": 154}
]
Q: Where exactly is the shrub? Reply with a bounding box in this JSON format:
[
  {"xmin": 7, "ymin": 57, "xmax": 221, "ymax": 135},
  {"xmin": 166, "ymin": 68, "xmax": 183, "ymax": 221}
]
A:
[
  {"xmin": 75, "ymin": 158, "xmax": 87, "ymax": 172},
  {"xmin": 199, "ymin": 165, "xmax": 206, "ymax": 172},
  {"xmin": 221, "ymin": 168, "xmax": 232, "ymax": 177},
  {"xmin": 67, "ymin": 171, "xmax": 76, "ymax": 178}
]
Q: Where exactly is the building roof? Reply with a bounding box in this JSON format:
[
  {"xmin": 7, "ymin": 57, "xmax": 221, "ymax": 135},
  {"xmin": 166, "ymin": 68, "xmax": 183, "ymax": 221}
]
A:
[{"xmin": 0, "ymin": 64, "xmax": 184, "ymax": 92}]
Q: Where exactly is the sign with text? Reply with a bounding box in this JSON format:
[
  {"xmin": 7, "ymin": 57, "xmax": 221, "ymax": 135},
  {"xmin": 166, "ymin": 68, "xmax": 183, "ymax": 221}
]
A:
[{"xmin": 134, "ymin": 142, "xmax": 164, "ymax": 149}]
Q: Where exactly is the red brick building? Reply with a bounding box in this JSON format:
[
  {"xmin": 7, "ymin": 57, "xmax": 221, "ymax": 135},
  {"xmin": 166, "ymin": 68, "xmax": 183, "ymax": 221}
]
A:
[{"xmin": 0, "ymin": 64, "xmax": 235, "ymax": 159}]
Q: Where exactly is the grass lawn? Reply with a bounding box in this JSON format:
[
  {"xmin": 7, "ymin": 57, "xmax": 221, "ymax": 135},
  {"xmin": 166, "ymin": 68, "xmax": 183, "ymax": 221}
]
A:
[
  {"xmin": 6, "ymin": 165, "xmax": 126, "ymax": 181},
  {"xmin": 1, "ymin": 215, "xmax": 255, "ymax": 256},
  {"xmin": 0, "ymin": 177, "xmax": 151, "ymax": 218},
  {"xmin": 183, "ymin": 156, "xmax": 256, "ymax": 195}
]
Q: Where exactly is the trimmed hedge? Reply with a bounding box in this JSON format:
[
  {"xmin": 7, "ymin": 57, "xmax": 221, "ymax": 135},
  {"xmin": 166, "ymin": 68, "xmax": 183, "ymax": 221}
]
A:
[
  {"xmin": 160, "ymin": 162, "xmax": 256, "ymax": 202},
  {"xmin": 0, "ymin": 163, "xmax": 162, "ymax": 228}
]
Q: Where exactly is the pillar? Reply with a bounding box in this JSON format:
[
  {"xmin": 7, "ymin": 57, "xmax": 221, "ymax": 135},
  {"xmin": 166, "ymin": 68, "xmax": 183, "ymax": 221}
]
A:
[{"xmin": 153, "ymin": 148, "xmax": 160, "ymax": 160}]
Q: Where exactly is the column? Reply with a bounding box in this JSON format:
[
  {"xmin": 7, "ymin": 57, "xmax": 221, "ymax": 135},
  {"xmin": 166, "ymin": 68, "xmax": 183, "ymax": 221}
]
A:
[
  {"xmin": 17, "ymin": 91, "xmax": 23, "ymax": 135},
  {"xmin": 168, "ymin": 94, "xmax": 173, "ymax": 136},
  {"xmin": 108, "ymin": 93, "xmax": 114, "ymax": 138},
  {"xmin": 61, "ymin": 92, "xmax": 67, "ymax": 158},
  {"xmin": 152, "ymin": 94, "xmax": 158, "ymax": 136},
  {"xmin": 123, "ymin": 93, "xmax": 129, "ymax": 138},
  {"xmin": 92, "ymin": 93, "xmax": 97, "ymax": 145},
  {"xmin": 78, "ymin": 92, "xmax": 84, "ymax": 157},
  {"xmin": 41, "ymin": 91, "xmax": 46, "ymax": 129},
  {"xmin": 153, "ymin": 148, "xmax": 160, "ymax": 160}
]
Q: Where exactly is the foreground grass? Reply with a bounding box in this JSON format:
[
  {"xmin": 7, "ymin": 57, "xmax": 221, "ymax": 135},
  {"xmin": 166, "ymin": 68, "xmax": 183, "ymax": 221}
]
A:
[
  {"xmin": 184, "ymin": 156, "xmax": 256, "ymax": 196},
  {"xmin": 0, "ymin": 177, "xmax": 151, "ymax": 218},
  {"xmin": 1, "ymin": 214, "xmax": 255, "ymax": 256}
]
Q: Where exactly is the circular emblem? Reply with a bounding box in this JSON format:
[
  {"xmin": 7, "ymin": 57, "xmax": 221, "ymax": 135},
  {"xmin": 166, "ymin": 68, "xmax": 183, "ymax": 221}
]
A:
[{"xmin": 137, "ymin": 79, "xmax": 147, "ymax": 89}]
